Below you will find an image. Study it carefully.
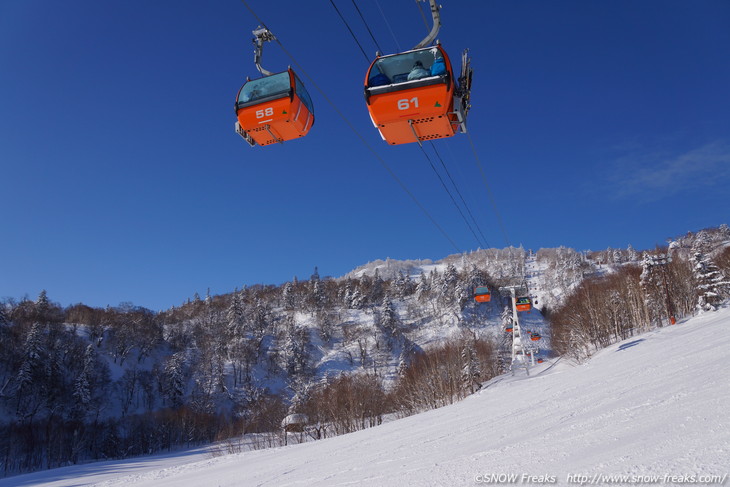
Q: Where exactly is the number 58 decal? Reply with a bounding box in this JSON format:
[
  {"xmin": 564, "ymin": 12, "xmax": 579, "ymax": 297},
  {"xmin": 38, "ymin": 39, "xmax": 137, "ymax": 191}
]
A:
[
  {"xmin": 256, "ymin": 107, "xmax": 274, "ymax": 118},
  {"xmin": 397, "ymin": 97, "xmax": 419, "ymax": 110}
]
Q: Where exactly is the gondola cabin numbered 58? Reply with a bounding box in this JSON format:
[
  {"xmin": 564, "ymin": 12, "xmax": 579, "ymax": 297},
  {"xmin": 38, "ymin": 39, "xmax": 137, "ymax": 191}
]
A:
[{"xmin": 235, "ymin": 69, "xmax": 314, "ymax": 147}]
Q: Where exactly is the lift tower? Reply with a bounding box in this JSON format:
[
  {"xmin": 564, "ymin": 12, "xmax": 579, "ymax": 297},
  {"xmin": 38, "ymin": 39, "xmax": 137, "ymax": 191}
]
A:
[{"xmin": 499, "ymin": 284, "xmax": 532, "ymax": 375}]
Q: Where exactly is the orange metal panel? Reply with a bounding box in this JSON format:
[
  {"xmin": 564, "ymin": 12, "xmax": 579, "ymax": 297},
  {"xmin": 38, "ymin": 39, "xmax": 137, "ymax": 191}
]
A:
[
  {"xmin": 367, "ymin": 84, "xmax": 456, "ymax": 145},
  {"xmin": 236, "ymin": 95, "xmax": 313, "ymax": 146}
]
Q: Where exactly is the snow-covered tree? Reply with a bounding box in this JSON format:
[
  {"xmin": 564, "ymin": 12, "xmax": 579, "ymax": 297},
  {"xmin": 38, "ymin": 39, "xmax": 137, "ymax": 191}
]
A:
[
  {"xmin": 369, "ymin": 269, "xmax": 385, "ymax": 305},
  {"xmin": 627, "ymin": 244, "xmax": 639, "ymax": 262},
  {"xmin": 226, "ymin": 289, "xmax": 244, "ymax": 335},
  {"xmin": 415, "ymin": 272, "xmax": 431, "ymax": 301},
  {"xmin": 393, "ymin": 270, "xmax": 414, "ymax": 298},
  {"xmin": 378, "ymin": 296, "xmax": 400, "ymax": 337},
  {"xmin": 281, "ymin": 318, "xmax": 312, "ymax": 380},
  {"xmin": 72, "ymin": 344, "xmax": 95, "ymax": 419},
  {"xmin": 308, "ymin": 279, "xmax": 325, "ymax": 311},
  {"xmin": 282, "ymin": 281, "xmax": 295, "ymax": 310},
  {"xmin": 640, "ymin": 252, "xmax": 667, "ymax": 326},
  {"xmin": 161, "ymin": 352, "xmax": 187, "ymax": 408},
  {"xmin": 461, "ymin": 342, "xmax": 481, "ymax": 394},
  {"xmin": 692, "ymin": 251, "xmax": 730, "ymax": 312},
  {"xmin": 310, "ymin": 266, "xmax": 320, "ymax": 283},
  {"xmin": 35, "ymin": 290, "xmax": 49, "ymax": 314}
]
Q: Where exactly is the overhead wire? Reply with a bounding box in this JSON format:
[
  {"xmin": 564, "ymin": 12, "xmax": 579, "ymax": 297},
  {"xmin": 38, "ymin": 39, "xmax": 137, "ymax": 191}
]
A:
[
  {"xmin": 239, "ymin": 0, "xmax": 463, "ymax": 254},
  {"xmin": 350, "ymin": 0, "xmax": 383, "ymax": 54},
  {"xmin": 373, "ymin": 0, "xmax": 401, "ymax": 53},
  {"xmin": 415, "ymin": 0, "xmax": 431, "ymax": 34},
  {"xmin": 418, "ymin": 143, "xmax": 485, "ymax": 249},
  {"xmin": 467, "ymin": 131, "xmax": 511, "ymax": 246},
  {"xmin": 429, "ymin": 142, "xmax": 491, "ymax": 248},
  {"xmin": 328, "ymin": 0, "xmax": 370, "ymax": 63}
]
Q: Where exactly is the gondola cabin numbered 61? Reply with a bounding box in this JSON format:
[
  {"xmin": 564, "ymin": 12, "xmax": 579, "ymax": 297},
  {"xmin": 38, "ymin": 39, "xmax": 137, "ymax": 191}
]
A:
[{"xmin": 364, "ymin": 45, "xmax": 468, "ymax": 145}]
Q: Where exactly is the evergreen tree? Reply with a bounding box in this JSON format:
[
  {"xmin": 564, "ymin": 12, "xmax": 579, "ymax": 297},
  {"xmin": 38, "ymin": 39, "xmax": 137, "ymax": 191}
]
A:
[
  {"xmin": 692, "ymin": 251, "xmax": 730, "ymax": 311},
  {"xmin": 378, "ymin": 295, "xmax": 400, "ymax": 337},
  {"xmin": 281, "ymin": 318, "xmax": 311, "ymax": 380},
  {"xmin": 461, "ymin": 342, "xmax": 481, "ymax": 394},
  {"xmin": 347, "ymin": 285, "xmax": 365, "ymax": 310},
  {"xmin": 282, "ymin": 281, "xmax": 295, "ymax": 310},
  {"xmin": 693, "ymin": 230, "xmax": 713, "ymax": 254},
  {"xmin": 308, "ymin": 279, "xmax": 325, "ymax": 311},
  {"xmin": 15, "ymin": 323, "xmax": 46, "ymax": 411},
  {"xmin": 640, "ymin": 252, "xmax": 666, "ymax": 326},
  {"xmin": 719, "ymin": 223, "xmax": 730, "ymax": 239},
  {"xmin": 72, "ymin": 345, "xmax": 95, "ymax": 419},
  {"xmin": 226, "ymin": 289, "xmax": 245, "ymax": 336},
  {"xmin": 370, "ymin": 269, "xmax": 385, "ymax": 304},
  {"xmin": 162, "ymin": 352, "xmax": 187, "ymax": 408},
  {"xmin": 415, "ymin": 272, "xmax": 431, "ymax": 301},
  {"xmin": 393, "ymin": 270, "xmax": 412, "ymax": 299},
  {"xmin": 35, "ymin": 290, "xmax": 49, "ymax": 314},
  {"xmin": 627, "ymin": 244, "xmax": 639, "ymax": 262}
]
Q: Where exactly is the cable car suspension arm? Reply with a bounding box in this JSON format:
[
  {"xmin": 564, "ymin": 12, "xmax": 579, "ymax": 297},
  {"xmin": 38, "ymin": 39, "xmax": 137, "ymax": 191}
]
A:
[
  {"xmin": 413, "ymin": 0, "xmax": 441, "ymax": 49},
  {"xmin": 253, "ymin": 26, "xmax": 276, "ymax": 77}
]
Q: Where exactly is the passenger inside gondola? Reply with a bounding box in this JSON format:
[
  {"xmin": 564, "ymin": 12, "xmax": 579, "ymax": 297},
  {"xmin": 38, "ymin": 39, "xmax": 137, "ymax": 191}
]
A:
[
  {"xmin": 237, "ymin": 71, "xmax": 290, "ymax": 105},
  {"xmin": 367, "ymin": 46, "xmax": 446, "ymax": 88},
  {"xmin": 408, "ymin": 61, "xmax": 429, "ymax": 80},
  {"xmin": 430, "ymin": 52, "xmax": 446, "ymax": 75}
]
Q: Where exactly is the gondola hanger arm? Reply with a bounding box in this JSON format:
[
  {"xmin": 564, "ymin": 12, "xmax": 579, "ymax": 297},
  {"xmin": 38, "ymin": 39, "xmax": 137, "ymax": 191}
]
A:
[
  {"xmin": 413, "ymin": 0, "xmax": 441, "ymax": 49},
  {"xmin": 253, "ymin": 26, "xmax": 276, "ymax": 77}
]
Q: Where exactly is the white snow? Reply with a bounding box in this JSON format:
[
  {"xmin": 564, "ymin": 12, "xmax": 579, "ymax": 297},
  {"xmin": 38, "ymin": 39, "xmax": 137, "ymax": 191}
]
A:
[{"xmin": 4, "ymin": 307, "xmax": 729, "ymax": 487}]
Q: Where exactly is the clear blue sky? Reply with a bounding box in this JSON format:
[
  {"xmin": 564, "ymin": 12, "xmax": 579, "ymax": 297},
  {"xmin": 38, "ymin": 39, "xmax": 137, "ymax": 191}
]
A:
[{"xmin": 1, "ymin": 0, "xmax": 729, "ymax": 310}]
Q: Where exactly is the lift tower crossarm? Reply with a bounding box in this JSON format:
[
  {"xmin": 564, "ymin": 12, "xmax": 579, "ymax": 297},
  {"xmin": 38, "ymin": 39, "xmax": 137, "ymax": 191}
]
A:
[{"xmin": 413, "ymin": 0, "xmax": 442, "ymax": 49}]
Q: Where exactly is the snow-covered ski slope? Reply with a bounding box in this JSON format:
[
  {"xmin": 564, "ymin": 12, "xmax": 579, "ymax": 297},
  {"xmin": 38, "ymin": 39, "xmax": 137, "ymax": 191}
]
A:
[{"xmin": 6, "ymin": 307, "xmax": 729, "ymax": 487}]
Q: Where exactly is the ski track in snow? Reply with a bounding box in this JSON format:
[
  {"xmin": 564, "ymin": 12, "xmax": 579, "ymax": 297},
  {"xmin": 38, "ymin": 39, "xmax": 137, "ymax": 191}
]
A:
[{"xmin": 3, "ymin": 307, "xmax": 729, "ymax": 487}]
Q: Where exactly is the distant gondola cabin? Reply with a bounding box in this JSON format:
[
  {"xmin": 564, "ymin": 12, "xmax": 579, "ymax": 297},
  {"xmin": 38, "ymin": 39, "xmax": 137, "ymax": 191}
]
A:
[
  {"xmin": 235, "ymin": 68, "xmax": 314, "ymax": 146},
  {"xmin": 364, "ymin": 45, "xmax": 465, "ymax": 145},
  {"xmin": 515, "ymin": 297, "xmax": 532, "ymax": 312},
  {"xmin": 474, "ymin": 286, "xmax": 491, "ymax": 303}
]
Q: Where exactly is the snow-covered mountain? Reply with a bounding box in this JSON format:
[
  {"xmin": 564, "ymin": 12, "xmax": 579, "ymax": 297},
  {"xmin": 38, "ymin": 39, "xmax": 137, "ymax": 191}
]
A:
[
  {"xmin": 5, "ymin": 305, "xmax": 728, "ymax": 487},
  {"xmin": 2, "ymin": 227, "xmax": 727, "ymax": 479}
]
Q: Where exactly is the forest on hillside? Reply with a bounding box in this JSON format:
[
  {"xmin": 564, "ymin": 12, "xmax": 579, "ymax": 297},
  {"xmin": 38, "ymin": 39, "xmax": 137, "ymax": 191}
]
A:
[{"xmin": 1, "ymin": 225, "xmax": 728, "ymax": 476}]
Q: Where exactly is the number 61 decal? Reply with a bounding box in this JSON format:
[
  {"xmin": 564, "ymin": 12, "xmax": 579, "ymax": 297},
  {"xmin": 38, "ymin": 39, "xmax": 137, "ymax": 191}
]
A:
[
  {"xmin": 256, "ymin": 107, "xmax": 274, "ymax": 118},
  {"xmin": 397, "ymin": 97, "xmax": 419, "ymax": 110}
]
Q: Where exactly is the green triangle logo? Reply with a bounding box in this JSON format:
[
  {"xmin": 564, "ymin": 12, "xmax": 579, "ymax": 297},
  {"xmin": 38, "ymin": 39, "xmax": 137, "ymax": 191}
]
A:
[
  {"xmin": 282, "ymin": 110, "xmax": 288, "ymax": 114},
  {"xmin": 434, "ymin": 102, "xmax": 442, "ymax": 107}
]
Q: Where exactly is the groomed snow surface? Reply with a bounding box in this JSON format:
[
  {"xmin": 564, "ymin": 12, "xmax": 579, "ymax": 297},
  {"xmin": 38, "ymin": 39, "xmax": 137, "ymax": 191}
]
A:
[{"xmin": 5, "ymin": 307, "xmax": 729, "ymax": 487}]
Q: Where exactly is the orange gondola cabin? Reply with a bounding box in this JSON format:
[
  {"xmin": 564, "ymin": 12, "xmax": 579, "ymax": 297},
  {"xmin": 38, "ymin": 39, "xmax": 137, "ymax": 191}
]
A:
[
  {"xmin": 474, "ymin": 285, "xmax": 491, "ymax": 303},
  {"xmin": 235, "ymin": 68, "xmax": 314, "ymax": 147},
  {"xmin": 515, "ymin": 297, "xmax": 532, "ymax": 312},
  {"xmin": 364, "ymin": 45, "xmax": 469, "ymax": 145}
]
